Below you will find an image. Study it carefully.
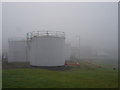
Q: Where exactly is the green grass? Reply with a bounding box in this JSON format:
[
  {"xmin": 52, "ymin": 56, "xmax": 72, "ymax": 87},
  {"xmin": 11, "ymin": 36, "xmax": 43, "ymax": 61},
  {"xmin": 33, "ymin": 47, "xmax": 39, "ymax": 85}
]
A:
[
  {"xmin": 3, "ymin": 67, "xmax": 118, "ymax": 88},
  {"xmin": 0, "ymin": 70, "xmax": 1, "ymax": 89}
]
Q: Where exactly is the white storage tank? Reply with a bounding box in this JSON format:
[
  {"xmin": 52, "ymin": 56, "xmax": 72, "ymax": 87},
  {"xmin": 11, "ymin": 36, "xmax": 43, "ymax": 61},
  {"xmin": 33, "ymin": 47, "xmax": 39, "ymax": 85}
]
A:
[
  {"xmin": 27, "ymin": 31, "xmax": 65, "ymax": 66},
  {"xmin": 8, "ymin": 38, "xmax": 27, "ymax": 62}
]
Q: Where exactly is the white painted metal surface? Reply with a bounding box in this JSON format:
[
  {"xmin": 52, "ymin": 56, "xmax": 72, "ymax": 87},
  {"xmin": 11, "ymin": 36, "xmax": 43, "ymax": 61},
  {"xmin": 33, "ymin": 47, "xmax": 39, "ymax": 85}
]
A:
[
  {"xmin": 26, "ymin": 40, "xmax": 31, "ymax": 62},
  {"xmin": 8, "ymin": 40, "xmax": 27, "ymax": 62},
  {"xmin": 28, "ymin": 31, "xmax": 65, "ymax": 66}
]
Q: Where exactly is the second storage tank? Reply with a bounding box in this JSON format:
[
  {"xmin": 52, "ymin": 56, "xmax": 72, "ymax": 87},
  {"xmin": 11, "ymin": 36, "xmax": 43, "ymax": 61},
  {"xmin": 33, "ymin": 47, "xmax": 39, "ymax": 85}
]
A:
[{"xmin": 8, "ymin": 38, "xmax": 27, "ymax": 62}]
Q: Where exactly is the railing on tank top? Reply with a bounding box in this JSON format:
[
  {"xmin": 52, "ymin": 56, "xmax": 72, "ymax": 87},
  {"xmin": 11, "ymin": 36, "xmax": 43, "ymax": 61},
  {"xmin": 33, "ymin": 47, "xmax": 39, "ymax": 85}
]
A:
[{"xmin": 26, "ymin": 31, "xmax": 65, "ymax": 40}]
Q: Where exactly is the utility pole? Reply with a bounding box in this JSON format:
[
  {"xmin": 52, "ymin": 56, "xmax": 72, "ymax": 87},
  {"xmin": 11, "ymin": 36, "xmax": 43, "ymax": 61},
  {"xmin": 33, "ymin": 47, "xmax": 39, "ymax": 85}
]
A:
[{"xmin": 78, "ymin": 36, "xmax": 80, "ymax": 60}]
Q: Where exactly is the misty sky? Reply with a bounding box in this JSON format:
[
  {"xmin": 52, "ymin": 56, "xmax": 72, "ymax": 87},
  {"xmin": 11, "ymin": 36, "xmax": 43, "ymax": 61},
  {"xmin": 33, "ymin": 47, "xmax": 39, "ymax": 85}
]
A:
[
  {"xmin": 2, "ymin": 2, "xmax": 118, "ymax": 55},
  {"xmin": 0, "ymin": 3, "xmax": 1, "ymax": 56}
]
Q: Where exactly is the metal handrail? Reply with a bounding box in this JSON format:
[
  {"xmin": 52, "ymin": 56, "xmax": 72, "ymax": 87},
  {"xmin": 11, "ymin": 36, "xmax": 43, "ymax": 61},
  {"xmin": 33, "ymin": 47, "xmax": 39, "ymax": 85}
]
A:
[{"xmin": 27, "ymin": 31, "xmax": 65, "ymax": 40}]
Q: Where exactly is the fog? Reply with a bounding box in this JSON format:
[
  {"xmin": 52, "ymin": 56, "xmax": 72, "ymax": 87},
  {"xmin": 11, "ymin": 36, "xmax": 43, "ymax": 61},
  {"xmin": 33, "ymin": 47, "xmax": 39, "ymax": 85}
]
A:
[
  {"xmin": 0, "ymin": 3, "xmax": 2, "ymax": 59},
  {"xmin": 2, "ymin": 2, "xmax": 118, "ymax": 61}
]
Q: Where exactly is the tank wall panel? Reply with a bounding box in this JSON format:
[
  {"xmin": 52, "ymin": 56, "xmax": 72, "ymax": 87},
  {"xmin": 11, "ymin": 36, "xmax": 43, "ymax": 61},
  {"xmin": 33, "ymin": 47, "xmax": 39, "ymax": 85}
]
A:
[{"xmin": 29, "ymin": 37, "xmax": 65, "ymax": 66}]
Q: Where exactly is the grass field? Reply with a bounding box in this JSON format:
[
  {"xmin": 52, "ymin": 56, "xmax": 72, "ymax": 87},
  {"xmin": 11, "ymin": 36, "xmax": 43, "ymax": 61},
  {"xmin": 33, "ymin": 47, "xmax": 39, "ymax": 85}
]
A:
[{"xmin": 2, "ymin": 60, "xmax": 118, "ymax": 88}]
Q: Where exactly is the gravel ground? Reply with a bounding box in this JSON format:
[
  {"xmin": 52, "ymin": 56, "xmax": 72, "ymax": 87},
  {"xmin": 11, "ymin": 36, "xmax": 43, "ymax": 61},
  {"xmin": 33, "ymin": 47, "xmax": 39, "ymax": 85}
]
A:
[{"xmin": 2, "ymin": 61, "xmax": 72, "ymax": 71}]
